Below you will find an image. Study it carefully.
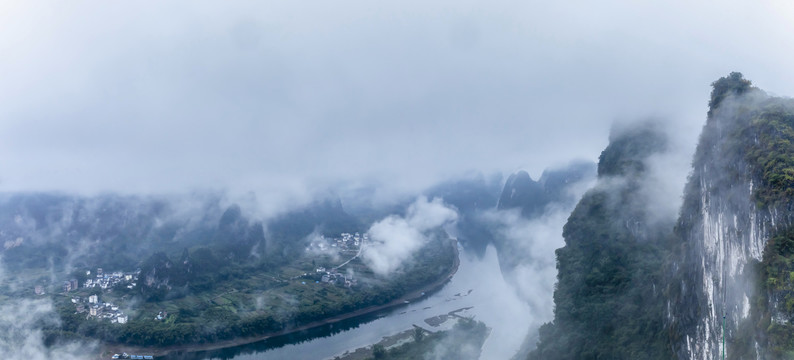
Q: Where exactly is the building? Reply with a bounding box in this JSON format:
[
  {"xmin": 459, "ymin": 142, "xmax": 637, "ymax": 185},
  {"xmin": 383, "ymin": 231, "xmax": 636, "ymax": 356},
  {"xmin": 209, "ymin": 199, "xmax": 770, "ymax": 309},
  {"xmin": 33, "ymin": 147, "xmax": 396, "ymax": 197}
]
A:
[
  {"xmin": 117, "ymin": 315, "xmax": 128, "ymax": 324},
  {"xmin": 89, "ymin": 294, "xmax": 98, "ymax": 304},
  {"xmin": 34, "ymin": 285, "xmax": 44, "ymax": 295},
  {"xmin": 70, "ymin": 279, "xmax": 78, "ymax": 290},
  {"xmin": 90, "ymin": 306, "xmax": 98, "ymax": 316},
  {"xmin": 62, "ymin": 281, "xmax": 71, "ymax": 292}
]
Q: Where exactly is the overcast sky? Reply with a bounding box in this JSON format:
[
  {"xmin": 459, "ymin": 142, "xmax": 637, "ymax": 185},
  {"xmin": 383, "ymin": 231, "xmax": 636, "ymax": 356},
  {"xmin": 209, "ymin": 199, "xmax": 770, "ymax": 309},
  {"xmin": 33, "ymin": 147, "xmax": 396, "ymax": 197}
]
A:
[{"xmin": 1, "ymin": 0, "xmax": 793, "ymax": 212}]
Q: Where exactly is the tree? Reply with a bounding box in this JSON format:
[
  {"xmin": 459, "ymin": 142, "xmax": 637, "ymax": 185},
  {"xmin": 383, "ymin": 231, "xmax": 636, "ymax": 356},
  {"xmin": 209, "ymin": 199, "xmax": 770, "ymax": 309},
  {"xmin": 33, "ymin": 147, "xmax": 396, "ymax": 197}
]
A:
[
  {"xmin": 372, "ymin": 344, "xmax": 386, "ymax": 359},
  {"xmin": 708, "ymin": 72, "xmax": 753, "ymax": 117},
  {"xmin": 413, "ymin": 326, "xmax": 425, "ymax": 342}
]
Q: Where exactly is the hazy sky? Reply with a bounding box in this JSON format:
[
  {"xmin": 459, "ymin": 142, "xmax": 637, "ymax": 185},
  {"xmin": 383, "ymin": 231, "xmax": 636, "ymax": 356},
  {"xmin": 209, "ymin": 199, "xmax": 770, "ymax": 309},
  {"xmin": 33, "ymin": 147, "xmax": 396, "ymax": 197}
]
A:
[{"xmin": 2, "ymin": 0, "xmax": 793, "ymax": 211}]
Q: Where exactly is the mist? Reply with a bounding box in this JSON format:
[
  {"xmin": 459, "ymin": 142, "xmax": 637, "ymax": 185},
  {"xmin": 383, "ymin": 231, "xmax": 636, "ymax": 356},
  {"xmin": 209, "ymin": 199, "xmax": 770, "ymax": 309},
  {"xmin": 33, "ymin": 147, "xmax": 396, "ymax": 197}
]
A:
[
  {"xmin": 2, "ymin": 1, "xmax": 794, "ymax": 218},
  {"xmin": 2, "ymin": 1, "xmax": 794, "ymax": 359},
  {"xmin": 608, "ymin": 119, "xmax": 695, "ymax": 229},
  {"xmin": 487, "ymin": 187, "xmax": 591, "ymax": 314},
  {"xmin": 363, "ymin": 196, "xmax": 458, "ymax": 276},
  {"xmin": 0, "ymin": 257, "xmax": 96, "ymax": 360}
]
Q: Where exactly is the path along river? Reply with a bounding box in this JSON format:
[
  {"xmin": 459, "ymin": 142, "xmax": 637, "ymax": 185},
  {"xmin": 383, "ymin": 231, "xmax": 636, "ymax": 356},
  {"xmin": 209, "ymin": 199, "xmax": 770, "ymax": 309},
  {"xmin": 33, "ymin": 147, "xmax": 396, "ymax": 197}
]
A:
[{"xmin": 163, "ymin": 244, "xmax": 533, "ymax": 360}]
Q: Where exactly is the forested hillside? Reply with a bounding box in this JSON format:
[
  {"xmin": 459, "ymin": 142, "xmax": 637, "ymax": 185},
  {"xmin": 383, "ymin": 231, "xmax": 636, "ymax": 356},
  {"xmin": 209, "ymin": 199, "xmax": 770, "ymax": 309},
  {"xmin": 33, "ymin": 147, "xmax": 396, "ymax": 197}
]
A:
[{"xmin": 529, "ymin": 121, "xmax": 673, "ymax": 359}]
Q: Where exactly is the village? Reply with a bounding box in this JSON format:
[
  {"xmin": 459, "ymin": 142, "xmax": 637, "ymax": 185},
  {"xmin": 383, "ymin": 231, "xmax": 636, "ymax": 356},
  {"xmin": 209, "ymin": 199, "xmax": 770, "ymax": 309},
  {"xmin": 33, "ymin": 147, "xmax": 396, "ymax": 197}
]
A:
[
  {"xmin": 40, "ymin": 232, "xmax": 369, "ymax": 326},
  {"xmin": 56, "ymin": 267, "xmax": 140, "ymax": 324},
  {"xmin": 304, "ymin": 232, "xmax": 367, "ymax": 288},
  {"xmin": 306, "ymin": 232, "xmax": 367, "ymax": 253},
  {"xmin": 314, "ymin": 266, "xmax": 358, "ymax": 288},
  {"xmin": 71, "ymin": 293, "xmax": 129, "ymax": 324}
]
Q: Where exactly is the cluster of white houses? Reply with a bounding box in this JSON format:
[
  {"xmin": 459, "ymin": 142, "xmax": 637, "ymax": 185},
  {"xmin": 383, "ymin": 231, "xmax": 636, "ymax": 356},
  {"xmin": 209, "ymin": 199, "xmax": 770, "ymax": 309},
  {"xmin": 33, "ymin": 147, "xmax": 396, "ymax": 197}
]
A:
[
  {"xmin": 83, "ymin": 267, "xmax": 140, "ymax": 290},
  {"xmin": 72, "ymin": 294, "xmax": 129, "ymax": 324},
  {"xmin": 306, "ymin": 232, "xmax": 367, "ymax": 252},
  {"xmin": 52, "ymin": 267, "xmax": 140, "ymax": 295},
  {"xmin": 316, "ymin": 268, "xmax": 358, "ymax": 288},
  {"xmin": 336, "ymin": 232, "xmax": 366, "ymax": 250},
  {"xmin": 47, "ymin": 267, "xmax": 140, "ymax": 324}
]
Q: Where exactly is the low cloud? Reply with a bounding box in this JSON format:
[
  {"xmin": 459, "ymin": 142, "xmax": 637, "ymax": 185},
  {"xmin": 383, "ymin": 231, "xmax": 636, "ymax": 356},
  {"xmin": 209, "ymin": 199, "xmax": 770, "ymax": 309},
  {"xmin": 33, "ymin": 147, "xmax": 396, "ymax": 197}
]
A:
[
  {"xmin": 0, "ymin": 257, "xmax": 96, "ymax": 360},
  {"xmin": 362, "ymin": 196, "xmax": 458, "ymax": 275},
  {"xmin": 303, "ymin": 230, "xmax": 342, "ymax": 263},
  {"xmin": 485, "ymin": 178, "xmax": 593, "ymax": 325},
  {"xmin": 425, "ymin": 324, "xmax": 485, "ymax": 360},
  {"xmin": 602, "ymin": 119, "xmax": 693, "ymax": 231}
]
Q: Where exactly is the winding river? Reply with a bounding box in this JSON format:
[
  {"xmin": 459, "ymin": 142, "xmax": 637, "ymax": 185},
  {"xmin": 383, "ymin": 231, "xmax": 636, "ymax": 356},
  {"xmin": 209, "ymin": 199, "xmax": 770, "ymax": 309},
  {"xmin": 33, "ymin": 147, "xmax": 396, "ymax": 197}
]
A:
[{"xmin": 163, "ymin": 244, "xmax": 533, "ymax": 360}]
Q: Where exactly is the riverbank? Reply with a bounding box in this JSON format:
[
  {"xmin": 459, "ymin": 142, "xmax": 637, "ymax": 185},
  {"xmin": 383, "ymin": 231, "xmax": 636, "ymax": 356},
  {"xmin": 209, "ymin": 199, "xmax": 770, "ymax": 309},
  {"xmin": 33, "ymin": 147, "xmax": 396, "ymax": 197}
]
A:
[
  {"xmin": 100, "ymin": 239, "xmax": 460, "ymax": 358},
  {"xmin": 330, "ymin": 307, "xmax": 472, "ymax": 360},
  {"xmin": 330, "ymin": 306, "xmax": 488, "ymax": 360}
]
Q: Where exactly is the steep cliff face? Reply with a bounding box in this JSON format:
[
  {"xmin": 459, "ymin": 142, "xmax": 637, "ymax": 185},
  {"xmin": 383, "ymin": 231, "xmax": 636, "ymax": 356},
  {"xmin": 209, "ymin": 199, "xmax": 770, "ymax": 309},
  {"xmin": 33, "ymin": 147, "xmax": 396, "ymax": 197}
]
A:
[
  {"xmin": 668, "ymin": 73, "xmax": 794, "ymax": 359},
  {"xmin": 527, "ymin": 73, "xmax": 794, "ymax": 359}
]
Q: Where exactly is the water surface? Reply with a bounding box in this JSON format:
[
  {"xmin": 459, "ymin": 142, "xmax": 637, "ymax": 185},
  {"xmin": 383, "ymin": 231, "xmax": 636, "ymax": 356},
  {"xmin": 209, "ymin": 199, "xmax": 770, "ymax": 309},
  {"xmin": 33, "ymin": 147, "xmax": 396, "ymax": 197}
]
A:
[{"xmin": 165, "ymin": 244, "xmax": 531, "ymax": 360}]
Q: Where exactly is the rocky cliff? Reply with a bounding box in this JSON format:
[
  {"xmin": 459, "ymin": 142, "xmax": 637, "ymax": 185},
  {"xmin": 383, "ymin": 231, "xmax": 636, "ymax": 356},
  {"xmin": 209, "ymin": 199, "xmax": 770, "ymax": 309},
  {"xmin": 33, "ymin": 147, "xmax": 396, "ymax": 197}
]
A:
[
  {"xmin": 668, "ymin": 73, "xmax": 794, "ymax": 359},
  {"xmin": 530, "ymin": 72, "xmax": 794, "ymax": 359}
]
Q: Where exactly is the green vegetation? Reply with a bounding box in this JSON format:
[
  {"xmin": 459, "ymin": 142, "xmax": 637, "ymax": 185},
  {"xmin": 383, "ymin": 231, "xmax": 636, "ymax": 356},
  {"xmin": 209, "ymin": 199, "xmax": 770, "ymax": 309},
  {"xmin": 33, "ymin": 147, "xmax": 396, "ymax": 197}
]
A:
[
  {"xmin": 687, "ymin": 72, "xmax": 794, "ymax": 210},
  {"xmin": 744, "ymin": 102, "xmax": 794, "ymax": 208},
  {"xmin": 597, "ymin": 122, "xmax": 666, "ymax": 178},
  {"xmin": 672, "ymin": 73, "xmax": 794, "ymax": 358},
  {"xmin": 0, "ymin": 193, "xmax": 456, "ymax": 349},
  {"xmin": 519, "ymin": 73, "xmax": 794, "ymax": 359},
  {"xmin": 0, "ymin": 193, "xmax": 223, "ymax": 273},
  {"xmin": 47, "ymin": 234, "xmax": 455, "ymax": 347},
  {"xmin": 708, "ymin": 71, "xmax": 754, "ymax": 118},
  {"xmin": 757, "ymin": 230, "xmax": 794, "ymax": 358},
  {"xmin": 719, "ymin": 77, "xmax": 794, "ymax": 357},
  {"xmin": 365, "ymin": 318, "xmax": 488, "ymax": 360},
  {"xmin": 721, "ymin": 228, "xmax": 794, "ymax": 359},
  {"xmin": 529, "ymin": 121, "xmax": 673, "ymax": 359}
]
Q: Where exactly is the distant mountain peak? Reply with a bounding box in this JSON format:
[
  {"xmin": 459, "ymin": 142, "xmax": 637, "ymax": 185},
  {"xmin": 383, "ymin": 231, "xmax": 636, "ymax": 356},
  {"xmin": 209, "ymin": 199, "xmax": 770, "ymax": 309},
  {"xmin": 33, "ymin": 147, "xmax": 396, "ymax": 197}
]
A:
[{"xmin": 497, "ymin": 162, "xmax": 595, "ymax": 218}]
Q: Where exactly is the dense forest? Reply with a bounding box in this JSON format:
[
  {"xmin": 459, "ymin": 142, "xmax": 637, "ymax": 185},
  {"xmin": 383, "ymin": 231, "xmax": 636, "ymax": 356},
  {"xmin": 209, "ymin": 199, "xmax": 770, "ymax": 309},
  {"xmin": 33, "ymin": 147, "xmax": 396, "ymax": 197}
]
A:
[{"xmin": 528, "ymin": 120, "xmax": 673, "ymax": 359}]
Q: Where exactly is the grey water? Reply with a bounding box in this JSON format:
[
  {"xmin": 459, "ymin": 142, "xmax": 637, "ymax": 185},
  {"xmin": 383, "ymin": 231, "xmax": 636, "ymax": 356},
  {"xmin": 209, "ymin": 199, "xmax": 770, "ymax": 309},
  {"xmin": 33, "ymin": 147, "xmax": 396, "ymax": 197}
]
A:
[{"xmin": 166, "ymin": 244, "xmax": 532, "ymax": 360}]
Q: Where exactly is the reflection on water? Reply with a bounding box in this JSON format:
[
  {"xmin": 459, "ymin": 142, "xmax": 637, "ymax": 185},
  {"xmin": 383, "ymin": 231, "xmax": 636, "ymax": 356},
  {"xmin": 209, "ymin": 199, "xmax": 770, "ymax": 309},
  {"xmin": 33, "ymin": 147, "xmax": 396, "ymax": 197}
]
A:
[{"xmin": 163, "ymin": 244, "xmax": 532, "ymax": 360}]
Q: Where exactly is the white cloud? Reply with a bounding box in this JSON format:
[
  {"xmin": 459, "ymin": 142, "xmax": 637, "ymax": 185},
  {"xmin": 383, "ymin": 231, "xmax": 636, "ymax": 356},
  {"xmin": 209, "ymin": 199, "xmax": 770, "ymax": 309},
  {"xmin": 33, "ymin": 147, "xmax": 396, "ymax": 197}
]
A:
[
  {"xmin": 481, "ymin": 177, "xmax": 594, "ymax": 333},
  {"xmin": 362, "ymin": 196, "xmax": 457, "ymax": 275}
]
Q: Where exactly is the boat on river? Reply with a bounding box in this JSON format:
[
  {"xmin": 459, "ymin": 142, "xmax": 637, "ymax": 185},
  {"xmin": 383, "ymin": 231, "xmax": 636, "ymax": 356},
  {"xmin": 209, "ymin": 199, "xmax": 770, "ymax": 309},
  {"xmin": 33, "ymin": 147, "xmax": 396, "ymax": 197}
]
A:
[{"xmin": 111, "ymin": 353, "xmax": 154, "ymax": 359}]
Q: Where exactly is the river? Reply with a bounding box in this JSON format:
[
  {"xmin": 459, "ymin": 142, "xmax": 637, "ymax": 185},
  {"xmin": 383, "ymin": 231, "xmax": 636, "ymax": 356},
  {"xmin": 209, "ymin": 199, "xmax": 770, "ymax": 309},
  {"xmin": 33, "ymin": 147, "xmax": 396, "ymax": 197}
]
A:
[{"xmin": 163, "ymin": 244, "xmax": 533, "ymax": 360}]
